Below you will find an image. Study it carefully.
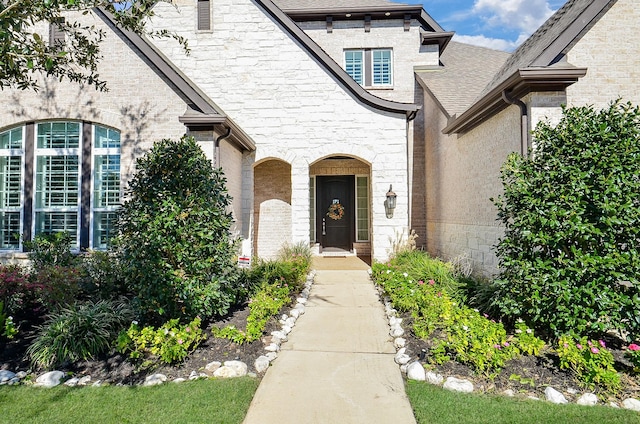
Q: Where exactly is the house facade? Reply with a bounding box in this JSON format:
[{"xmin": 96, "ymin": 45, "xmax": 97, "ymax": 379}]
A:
[{"xmin": 0, "ymin": 0, "xmax": 636, "ymax": 273}]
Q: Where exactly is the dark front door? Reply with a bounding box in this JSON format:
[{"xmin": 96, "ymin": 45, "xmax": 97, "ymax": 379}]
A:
[{"xmin": 317, "ymin": 176, "xmax": 354, "ymax": 250}]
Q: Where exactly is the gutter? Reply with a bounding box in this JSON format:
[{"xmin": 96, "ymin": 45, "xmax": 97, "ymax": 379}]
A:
[
  {"xmin": 501, "ymin": 90, "xmax": 528, "ymax": 156},
  {"xmin": 214, "ymin": 126, "xmax": 232, "ymax": 167}
]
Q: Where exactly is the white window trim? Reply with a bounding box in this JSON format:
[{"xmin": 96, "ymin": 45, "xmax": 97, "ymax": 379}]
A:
[
  {"xmin": 0, "ymin": 128, "xmax": 25, "ymax": 251},
  {"xmin": 355, "ymin": 175, "xmax": 370, "ymax": 242},
  {"xmin": 344, "ymin": 48, "xmax": 393, "ymax": 88}
]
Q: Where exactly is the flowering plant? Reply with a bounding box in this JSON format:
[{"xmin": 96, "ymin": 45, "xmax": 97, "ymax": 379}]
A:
[
  {"xmin": 327, "ymin": 203, "xmax": 344, "ymax": 220},
  {"xmin": 556, "ymin": 335, "xmax": 620, "ymax": 392},
  {"xmin": 625, "ymin": 343, "xmax": 640, "ymax": 371}
]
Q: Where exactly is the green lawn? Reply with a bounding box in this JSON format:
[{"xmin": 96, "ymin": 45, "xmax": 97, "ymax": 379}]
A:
[
  {"xmin": 0, "ymin": 377, "xmax": 259, "ymax": 424},
  {"xmin": 407, "ymin": 381, "xmax": 639, "ymax": 424}
]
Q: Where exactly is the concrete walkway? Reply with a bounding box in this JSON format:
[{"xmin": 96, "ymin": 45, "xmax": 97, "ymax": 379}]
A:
[{"xmin": 243, "ymin": 257, "xmax": 417, "ymax": 424}]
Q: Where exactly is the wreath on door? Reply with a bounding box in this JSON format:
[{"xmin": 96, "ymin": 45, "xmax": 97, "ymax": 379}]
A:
[{"xmin": 327, "ymin": 203, "xmax": 345, "ymax": 220}]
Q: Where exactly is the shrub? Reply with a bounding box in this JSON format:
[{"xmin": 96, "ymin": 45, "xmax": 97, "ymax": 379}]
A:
[
  {"xmin": 117, "ymin": 317, "xmax": 205, "ymax": 364},
  {"xmin": 27, "ymin": 300, "xmax": 134, "ymax": 369},
  {"xmin": 79, "ymin": 250, "xmax": 128, "ymax": 300},
  {"xmin": 557, "ymin": 335, "xmax": 621, "ymax": 393},
  {"xmin": 115, "ymin": 136, "xmax": 241, "ymax": 323},
  {"xmin": 0, "ymin": 301, "xmax": 18, "ymax": 339},
  {"xmin": 625, "ymin": 343, "xmax": 640, "ymax": 372},
  {"xmin": 0, "ymin": 264, "xmax": 29, "ymax": 316},
  {"xmin": 29, "ymin": 265, "xmax": 83, "ymax": 311},
  {"xmin": 388, "ymin": 250, "xmax": 465, "ymax": 299},
  {"xmin": 25, "ymin": 232, "xmax": 77, "ymax": 270},
  {"xmin": 492, "ymin": 101, "xmax": 640, "ymax": 339}
]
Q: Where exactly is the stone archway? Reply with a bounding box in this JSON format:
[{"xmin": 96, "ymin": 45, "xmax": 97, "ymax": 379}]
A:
[{"xmin": 253, "ymin": 159, "xmax": 291, "ymax": 259}]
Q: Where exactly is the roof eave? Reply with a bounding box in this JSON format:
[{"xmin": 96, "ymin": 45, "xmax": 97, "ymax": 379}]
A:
[
  {"xmin": 179, "ymin": 110, "xmax": 257, "ymax": 152},
  {"xmin": 421, "ymin": 31, "xmax": 454, "ymax": 53},
  {"xmin": 442, "ymin": 67, "xmax": 587, "ymax": 135}
]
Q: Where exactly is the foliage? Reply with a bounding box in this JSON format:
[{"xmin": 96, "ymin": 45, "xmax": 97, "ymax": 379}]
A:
[
  {"xmin": 0, "ymin": 0, "xmax": 187, "ymax": 92},
  {"xmin": 0, "ymin": 301, "xmax": 18, "ymax": 339},
  {"xmin": 213, "ymin": 280, "xmax": 293, "ymax": 344},
  {"xmin": 624, "ymin": 343, "xmax": 640, "ymax": 372},
  {"xmin": 276, "ymin": 241, "xmax": 313, "ymax": 265},
  {"xmin": 117, "ymin": 317, "xmax": 205, "ymax": 365},
  {"xmin": 556, "ymin": 335, "xmax": 620, "ymax": 393},
  {"xmin": 79, "ymin": 250, "xmax": 127, "ymax": 300},
  {"xmin": 372, "ymin": 258, "xmax": 545, "ymax": 377},
  {"xmin": 115, "ymin": 136, "xmax": 241, "ymax": 323},
  {"xmin": 0, "ymin": 264, "xmax": 29, "ymax": 316},
  {"xmin": 389, "ymin": 229, "xmax": 419, "ymax": 256},
  {"xmin": 492, "ymin": 101, "xmax": 640, "ymax": 339},
  {"xmin": 25, "ymin": 232, "xmax": 77, "ymax": 270},
  {"xmin": 27, "ymin": 299, "xmax": 134, "ymax": 369},
  {"xmin": 29, "ymin": 265, "xmax": 83, "ymax": 311}
]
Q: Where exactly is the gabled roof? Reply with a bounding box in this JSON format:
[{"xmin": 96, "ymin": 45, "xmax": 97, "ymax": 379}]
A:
[
  {"xmin": 415, "ymin": 42, "xmax": 510, "ymax": 117},
  {"xmin": 96, "ymin": 8, "xmax": 256, "ymax": 152},
  {"xmin": 443, "ymin": 0, "xmax": 615, "ymax": 134}
]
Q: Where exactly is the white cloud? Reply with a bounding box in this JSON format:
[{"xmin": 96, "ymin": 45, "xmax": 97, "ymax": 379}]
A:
[
  {"xmin": 473, "ymin": 0, "xmax": 555, "ymax": 34},
  {"xmin": 452, "ymin": 34, "xmax": 517, "ymax": 52}
]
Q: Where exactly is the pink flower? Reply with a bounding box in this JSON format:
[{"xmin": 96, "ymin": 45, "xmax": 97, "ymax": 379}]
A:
[
  {"xmin": 428, "ymin": 280, "xmax": 435, "ymax": 285},
  {"xmin": 503, "ymin": 342, "xmax": 510, "ymax": 347},
  {"xmin": 599, "ymin": 340, "xmax": 606, "ymax": 348},
  {"xmin": 493, "ymin": 344, "xmax": 501, "ymax": 350},
  {"xmin": 628, "ymin": 343, "xmax": 640, "ymax": 351},
  {"xmin": 178, "ymin": 339, "xmax": 184, "ymax": 345},
  {"xmin": 576, "ymin": 344, "xmax": 583, "ymax": 350},
  {"xmin": 591, "ymin": 347, "xmax": 599, "ymax": 354},
  {"xmin": 185, "ymin": 327, "xmax": 191, "ymax": 333},
  {"xmin": 437, "ymin": 292, "xmax": 442, "ymax": 297},
  {"xmin": 418, "ymin": 280, "xmax": 424, "ymax": 285}
]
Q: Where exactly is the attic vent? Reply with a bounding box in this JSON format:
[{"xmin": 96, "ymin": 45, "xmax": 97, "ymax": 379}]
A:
[{"xmin": 197, "ymin": 0, "xmax": 211, "ymax": 31}]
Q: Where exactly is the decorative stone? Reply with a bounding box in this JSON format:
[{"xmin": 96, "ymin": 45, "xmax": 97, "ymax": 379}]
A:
[
  {"xmin": 425, "ymin": 372, "xmax": 444, "ymax": 385},
  {"xmin": 389, "ymin": 326, "xmax": 404, "ymax": 338},
  {"xmin": 567, "ymin": 387, "xmax": 578, "ymax": 395},
  {"xmin": 393, "ymin": 338, "xmax": 406, "ymax": 349},
  {"xmin": 143, "ymin": 374, "xmax": 167, "ymax": 386},
  {"xmin": 389, "ymin": 316, "xmax": 403, "ymax": 326},
  {"xmin": 64, "ymin": 377, "xmax": 80, "ymax": 387},
  {"xmin": 265, "ymin": 352, "xmax": 278, "ymax": 361},
  {"xmin": 189, "ymin": 371, "xmax": 199, "ymax": 380},
  {"xmin": 254, "ymin": 356, "xmax": 270, "ymax": 373},
  {"xmin": 443, "ymin": 377, "xmax": 474, "ymax": 393},
  {"xmin": 173, "ymin": 378, "xmax": 187, "ymax": 383},
  {"xmin": 609, "ymin": 402, "xmax": 620, "ymax": 408},
  {"xmin": 35, "ymin": 371, "xmax": 65, "ymax": 388},
  {"xmin": 406, "ymin": 362, "xmax": 426, "ymax": 381},
  {"xmin": 503, "ymin": 389, "xmax": 515, "ymax": 397},
  {"xmin": 15, "ymin": 371, "xmax": 27, "ymax": 379},
  {"xmin": 271, "ymin": 330, "xmax": 287, "ymax": 342},
  {"xmin": 265, "ymin": 343, "xmax": 280, "ymax": 352},
  {"xmin": 294, "ymin": 304, "xmax": 305, "ymax": 315},
  {"xmin": 224, "ymin": 360, "xmax": 248, "ymax": 377},
  {"xmin": 394, "ymin": 348, "xmax": 411, "ymax": 365},
  {"xmin": 544, "ymin": 387, "xmax": 568, "ymax": 404},
  {"xmin": 528, "ymin": 396, "xmax": 540, "ymax": 401},
  {"xmin": 622, "ymin": 398, "xmax": 640, "ymax": 412},
  {"xmin": 284, "ymin": 317, "xmax": 296, "ymax": 328},
  {"xmin": 289, "ymin": 309, "xmax": 301, "ymax": 319},
  {"xmin": 576, "ymin": 393, "xmax": 598, "ymax": 406},
  {"xmin": 282, "ymin": 325, "xmax": 293, "ymax": 334},
  {"xmin": 91, "ymin": 380, "xmax": 102, "ymax": 387},
  {"xmin": 213, "ymin": 366, "xmax": 238, "ymax": 378},
  {"xmin": 296, "ymin": 297, "xmax": 307, "ymax": 304},
  {"xmin": 205, "ymin": 361, "xmax": 222, "ymax": 373},
  {"xmin": 78, "ymin": 375, "xmax": 91, "ymax": 386},
  {"xmin": 0, "ymin": 370, "xmax": 16, "ymax": 384}
]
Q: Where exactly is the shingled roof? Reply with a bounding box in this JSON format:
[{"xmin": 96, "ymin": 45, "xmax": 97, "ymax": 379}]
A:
[
  {"xmin": 273, "ymin": 0, "xmax": 406, "ymax": 9},
  {"xmin": 442, "ymin": 0, "xmax": 614, "ymax": 134},
  {"xmin": 416, "ymin": 42, "xmax": 510, "ymax": 117}
]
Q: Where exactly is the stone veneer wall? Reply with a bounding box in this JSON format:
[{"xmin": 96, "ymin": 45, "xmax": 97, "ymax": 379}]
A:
[
  {"xmin": 149, "ymin": 0, "xmax": 410, "ymax": 262},
  {"xmin": 565, "ymin": 0, "xmax": 640, "ymax": 109}
]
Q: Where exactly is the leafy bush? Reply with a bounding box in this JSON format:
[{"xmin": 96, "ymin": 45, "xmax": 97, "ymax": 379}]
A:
[
  {"xmin": 625, "ymin": 343, "xmax": 640, "ymax": 371},
  {"xmin": 25, "ymin": 232, "xmax": 77, "ymax": 270},
  {"xmin": 213, "ymin": 280, "xmax": 292, "ymax": 344},
  {"xmin": 0, "ymin": 264, "xmax": 29, "ymax": 316},
  {"xmin": 0, "ymin": 301, "xmax": 18, "ymax": 339},
  {"xmin": 29, "ymin": 265, "xmax": 83, "ymax": 311},
  {"xmin": 492, "ymin": 101, "xmax": 640, "ymax": 339},
  {"xmin": 79, "ymin": 250, "xmax": 128, "ymax": 300},
  {"xmin": 117, "ymin": 317, "xmax": 205, "ymax": 364},
  {"xmin": 557, "ymin": 335, "xmax": 620, "ymax": 393},
  {"xmin": 27, "ymin": 300, "xmax": 134, "ymax": 369},
  {"xmin": 115, "ymin": 136, "xmax": 241, "ymax": 323}
]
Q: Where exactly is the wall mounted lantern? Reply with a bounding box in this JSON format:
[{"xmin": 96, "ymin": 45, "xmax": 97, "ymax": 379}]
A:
[{"xmin": 384, "ymin": 185, "xmax": 397, "ymax": 219}]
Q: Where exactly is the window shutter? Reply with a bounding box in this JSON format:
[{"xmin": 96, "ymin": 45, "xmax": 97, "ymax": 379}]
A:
[
  {"xmin": 197, "ymin": 0, "xmax": 211, "ymax": 31},
  {"xmin": 49, "ymin": 18, "xmax": 65, "ymax": 47}
]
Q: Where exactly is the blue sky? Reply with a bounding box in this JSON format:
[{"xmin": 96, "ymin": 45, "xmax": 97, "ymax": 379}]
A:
[{"xmin": 401, "ymin": 0, "xmax": 566, "ymax": 51}]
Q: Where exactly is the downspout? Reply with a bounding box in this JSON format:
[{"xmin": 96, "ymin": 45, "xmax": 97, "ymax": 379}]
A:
[
  {"xmin": 405, "ymin": 108, "xmax": 419, "ymax": 232},
  {"xmin": 214, "ymin": 126, "xmax": 232, "ymax": 168},
  {"xmin": 501, "ymin": 90, "xmax": 528, "ymax": 156}
]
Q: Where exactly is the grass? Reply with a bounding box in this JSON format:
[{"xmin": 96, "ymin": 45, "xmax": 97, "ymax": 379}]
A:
[
  {"xmin": 0, "ymin": 377, "xmax": 259, "ymax": 424},
  {"xmin": 407, "ymin": 381, "xmax": 639, "ymax": 424}
]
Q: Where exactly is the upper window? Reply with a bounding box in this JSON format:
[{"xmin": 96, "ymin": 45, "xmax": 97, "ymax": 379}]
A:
[
  {"xmin": 49, "ymin": 18, "xmax": 65, "ymax": 48},
  {"xmin": 344, "ymin": 48, "xmax": 393, "ymax": 88},
  {"xmin": 0, "ymin": 122, "xmax": 121, "ymax": 251},
  {"xmin": 197, "ymin": 0, "xmax": 211, "ymax": 31}
]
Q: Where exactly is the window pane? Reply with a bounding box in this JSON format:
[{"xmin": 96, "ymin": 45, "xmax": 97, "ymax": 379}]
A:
[
  {"xmin": 36, "ymin": 156, "xmax": 79, "ymax": 208},
  {"xmin": 372, "ymin": 50, "xmax": 392, "ymax": 85},
  {"xmin": 0, "ymin": 157, "xmax": 22, "ymax": 209},
  {"xmin": 0, "ymin": 127, "xmax": 23, "ymax": 149},
  {"xmin": 37, "ymin": 122, "xmax": 80, "ymax": 148},
  {"xmin": 309, "ymin": 177, "xmax": 315, "ymax": 242},
  {"xmin": 345, "ymin": 51, "xmax": 364, "ymax": 85},
  {"xmin": 95, "ymin": 126, "xmax": 121, "ymax": 149},
  {"xmin": 94, "ymin": 155, "xmax": 120, "ymax": 208},
  {"xmin": 356, "ymin": 176, "xmax": 369, "ymax": 241},
  {"xmin": 0, "ymin": 212, "xmax": 20, "ymax": 249},
  {"xmin": 35, "ymin": 212, "xmax": 77, "ymax": 243},
  {"xmin": 93, "ymin": 211, "xmax": 118, "ymax": 250}
]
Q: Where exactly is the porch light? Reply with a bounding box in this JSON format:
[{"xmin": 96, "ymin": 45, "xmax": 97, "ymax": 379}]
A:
[{"xmin": 385, "ymin": 185, "xmax": 397, "ymax": 219}]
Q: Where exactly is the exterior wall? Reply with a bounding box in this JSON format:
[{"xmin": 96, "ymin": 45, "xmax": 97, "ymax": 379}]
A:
[
  {"xmin": 299, "ymin": 19, "xmax": 438, "ymax": 103},
  {"xmin": 0, "ymin": 11, "xmax": 189, "ymax": 191},
  {"xmin": 220, "ymin": 141, "xmax": 245, "ymax": 236},
  {"xmin": 423, "ymin": 92, "xmax": 521, "ymax": 276},
  {"xmin": 566, "ymin": 0, "xmax": 640, "ymax": 108},
  {"xmin": 149, "ymin": 0, "xmax": 410, "ymax": 261}
]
